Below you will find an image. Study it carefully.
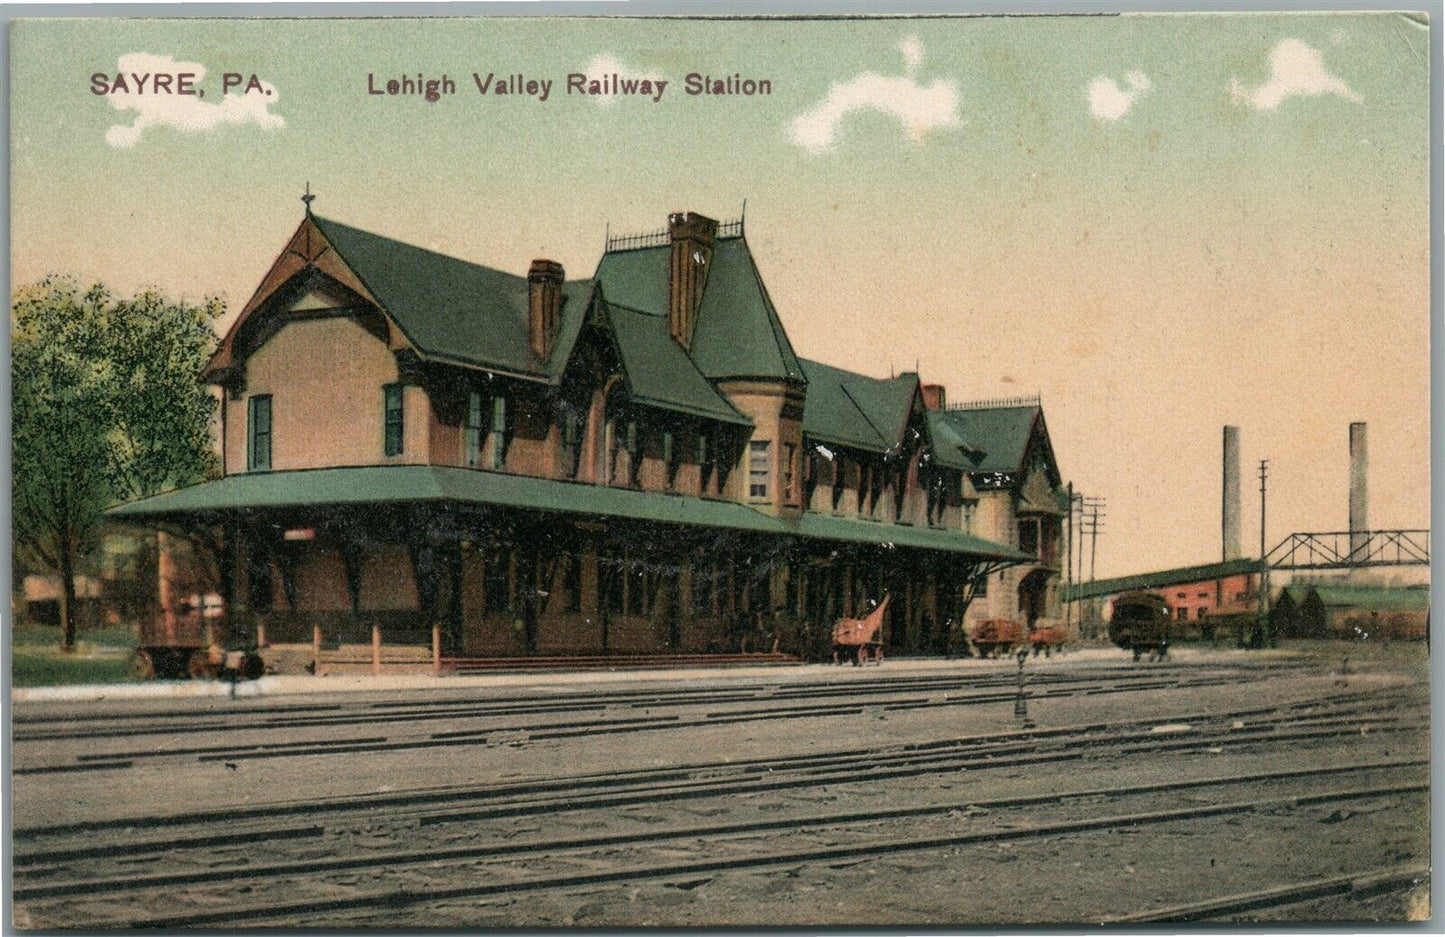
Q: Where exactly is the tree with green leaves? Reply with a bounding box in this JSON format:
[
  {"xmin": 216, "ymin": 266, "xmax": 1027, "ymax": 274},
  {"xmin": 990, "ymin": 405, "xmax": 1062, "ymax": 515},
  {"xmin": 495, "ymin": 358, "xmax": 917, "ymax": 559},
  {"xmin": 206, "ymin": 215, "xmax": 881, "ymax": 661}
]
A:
[{"xmin": 12, "ymin": 277, "xmax": 221, "ymax": 651}]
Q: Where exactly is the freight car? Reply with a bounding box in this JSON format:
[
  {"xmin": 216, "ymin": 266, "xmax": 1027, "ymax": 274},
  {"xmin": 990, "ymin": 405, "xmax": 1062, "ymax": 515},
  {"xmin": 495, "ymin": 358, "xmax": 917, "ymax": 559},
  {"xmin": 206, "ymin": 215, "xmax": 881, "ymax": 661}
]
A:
[
  {"xmin": 1108, "ymin": 591, "xmax": 1171, "ymax": 661},
  {"xmin": 1027, "ymin": 625, "xmax": 1067, "ymax": 657},
  {"xmin": 971, "ymin": 618, "xmax": 1024, "ymax": 657}
]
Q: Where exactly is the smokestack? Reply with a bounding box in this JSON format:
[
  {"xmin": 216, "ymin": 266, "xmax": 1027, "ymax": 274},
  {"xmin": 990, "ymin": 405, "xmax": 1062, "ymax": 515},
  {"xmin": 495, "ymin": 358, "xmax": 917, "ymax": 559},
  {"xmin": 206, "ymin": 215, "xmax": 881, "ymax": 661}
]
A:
[
  {"xmin": 1350, "ymin": 422, "xmax": 1368, "ymax": 556},
  {"xmin": 1222, "ymin": 426, "xmax": 1241, "ymax": 561}
]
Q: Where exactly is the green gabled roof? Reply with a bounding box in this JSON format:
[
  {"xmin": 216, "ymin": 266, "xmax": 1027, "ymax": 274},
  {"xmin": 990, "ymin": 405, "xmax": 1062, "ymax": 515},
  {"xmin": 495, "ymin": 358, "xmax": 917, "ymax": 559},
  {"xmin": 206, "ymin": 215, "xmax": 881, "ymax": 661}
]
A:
[
  {"xmin": 799, "ymin": 358, "xmax": 918, "ymax": 455},
  {"xmin": 1064, "ymin": 557, "xmax": 1261, "ymax": 602},
  {"xmin": 1306, "ymin": 584, "xmax": 1431, "ymax": 611},
  {"xmin": 935, "ymin": 405, "xmax": 1041, "ymax": 475},
  {"xmin": 799, "ymin": 359, "xmax": 888, "ymax": 451},
  {"xmin": 924, "ymin": 412, "xmax": 976, "ymax": 470},
  {"xmin": 594, "ymin": 237, "xmax": 805, "ymax": 382},
  {"xmin": 106, "ymin": 466, "xmax": 1028, "ymax": 562},
  {"xmin": 311, "ymin": 215, "xmax": 589, "ymax": 380},
  {"xmin": 604, "ymin": 301, "xmax": 752, "ymax": 426}
]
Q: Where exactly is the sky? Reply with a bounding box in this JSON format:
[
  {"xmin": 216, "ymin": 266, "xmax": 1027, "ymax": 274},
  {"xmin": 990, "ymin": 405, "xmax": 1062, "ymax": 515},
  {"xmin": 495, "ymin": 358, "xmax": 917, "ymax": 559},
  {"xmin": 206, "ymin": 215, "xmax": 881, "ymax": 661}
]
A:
[{"xmin": 9, "ymin": 12, "xmax": 1432, "ymax": 579}]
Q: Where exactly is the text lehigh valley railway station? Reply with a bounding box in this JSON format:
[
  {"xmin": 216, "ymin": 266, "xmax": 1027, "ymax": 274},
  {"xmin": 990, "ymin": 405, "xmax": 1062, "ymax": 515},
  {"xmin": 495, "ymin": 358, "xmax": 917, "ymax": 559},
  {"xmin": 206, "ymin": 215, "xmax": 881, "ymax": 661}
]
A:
[{"xmin": 367, "ymin": 72, "xmax": 775, "ymax": 103}]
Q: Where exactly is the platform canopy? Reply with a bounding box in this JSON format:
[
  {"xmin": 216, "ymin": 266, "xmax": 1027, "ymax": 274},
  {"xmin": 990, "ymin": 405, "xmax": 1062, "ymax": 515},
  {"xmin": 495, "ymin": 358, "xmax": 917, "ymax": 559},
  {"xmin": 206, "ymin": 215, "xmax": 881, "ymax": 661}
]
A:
[
  {"xmin": 1063, "ymin": 557, "xmax": 1263, "ymax": 603},
  {"xmin": 108, "ymin": 465, "xmax": 1033, "ymax": 563}
]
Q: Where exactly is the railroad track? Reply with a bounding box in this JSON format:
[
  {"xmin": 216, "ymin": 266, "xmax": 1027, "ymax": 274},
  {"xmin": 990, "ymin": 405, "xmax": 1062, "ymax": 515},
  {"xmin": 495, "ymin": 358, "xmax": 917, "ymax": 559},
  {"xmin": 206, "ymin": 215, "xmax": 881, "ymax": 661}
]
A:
[
  {"xmin": 14, "ymin": 690, "xmax": 1422, "ymax": 857},
  {"xmin": 11, "ymin": 659, "xmax": 1324, "ymax": 743},
  {"xmin": 31, "ymin": 776, "xmax": 1426, "ymax": 928},
  {"xmin": 1107, "ymin": 866, "xmax": 1430, "ymax": 923},
  {"xmin": 13, "ymin": 664, "xmax": 1349, "ymax": 774}
]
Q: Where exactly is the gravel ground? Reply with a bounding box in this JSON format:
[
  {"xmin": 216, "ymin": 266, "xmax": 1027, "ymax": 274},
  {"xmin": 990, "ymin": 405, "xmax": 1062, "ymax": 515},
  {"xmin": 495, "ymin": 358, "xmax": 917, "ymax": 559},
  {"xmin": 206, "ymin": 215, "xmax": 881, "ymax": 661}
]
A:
[{"xmin": 11, "ymin": 641, "xmax": 1431, "ymax": 928}]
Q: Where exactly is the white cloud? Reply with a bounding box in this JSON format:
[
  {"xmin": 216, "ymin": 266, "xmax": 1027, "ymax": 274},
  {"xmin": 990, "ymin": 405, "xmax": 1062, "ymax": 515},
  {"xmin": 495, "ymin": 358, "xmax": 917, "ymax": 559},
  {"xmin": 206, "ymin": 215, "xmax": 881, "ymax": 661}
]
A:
[
  {"xmin": 898, "ymin": 36, "xmax": 924, "ymax": 73},
  {"xmin": 578, "ymin": 54, "xmax": 666, "ymax": 108},
  {"xmin": 1229, "ymin": 38, "xmax": 1361, "ymax": 111},
  {"xmin": 789, "ymin": 41, "xmax": 960, "ymax": 153},
  {"xmin": 1088, "ymin": 70, "xmax": 1151, "ymax": 121},
  {"xmin": 102, "ymin": 53, "xmax": 283, "ymax": 148}
]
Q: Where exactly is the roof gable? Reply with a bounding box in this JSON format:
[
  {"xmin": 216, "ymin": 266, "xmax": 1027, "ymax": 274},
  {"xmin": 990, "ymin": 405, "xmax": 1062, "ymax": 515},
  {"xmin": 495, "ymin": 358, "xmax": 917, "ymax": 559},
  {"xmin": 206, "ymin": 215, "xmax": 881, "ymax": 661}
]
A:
[
  {"xmin": 214, "ymin": 214, "xmax": 594, "ymax": 382},
  {"xmin": 800, "ymin": 358, "xmax": 924, "ymax": 454},
  {"xmin": 594, "ymin": 236, "xmax": 804, "ymax": 382},
  {"xmin": 601, "ymin": 299, "xmax": 752, "ymax": 426}
]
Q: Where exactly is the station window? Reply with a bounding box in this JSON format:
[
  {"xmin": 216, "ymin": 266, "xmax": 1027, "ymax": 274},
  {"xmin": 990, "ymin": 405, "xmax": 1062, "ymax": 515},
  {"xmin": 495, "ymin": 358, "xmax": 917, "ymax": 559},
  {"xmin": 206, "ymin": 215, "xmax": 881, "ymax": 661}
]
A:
[
  {"xmin": 383, "ymin": 384, "xmax": 404, "ymax": 457},
  {"xmin": 749, "ymin": 440, "xmax": 770, "ymax": 499},
  {"xmin": 663, "ymin": 430, "xmax": 680, "ymax": 490},
  {"xmin": 698, "ymin": 433, "xmax": 714, "ymax": 494},
  {"xmin": 247, "ymin": 394, "xmax": 272, "ymax": 471},
  {"xmin": 783, "ymin": 443, "xmax": 797, "ymax": 501},
  {"xmin": 488, "ymin": 395, "xmax": 508, "ymax": 470},
  {"xmin": 464, "ymin": 391, "xmax": 483, "ymax": 468}
]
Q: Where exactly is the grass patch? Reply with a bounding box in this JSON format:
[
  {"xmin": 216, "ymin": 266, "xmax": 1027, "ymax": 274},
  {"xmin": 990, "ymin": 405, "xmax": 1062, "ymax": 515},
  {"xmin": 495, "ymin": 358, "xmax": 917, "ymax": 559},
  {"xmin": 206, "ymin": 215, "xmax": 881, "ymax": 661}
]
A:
[
  {"xmin": 11, "ymin": 625, "xmax": 140, "ymax": 687},
  {"xmin": 12, "ymin": 649, "xmax": 138, "ymax": 687}
]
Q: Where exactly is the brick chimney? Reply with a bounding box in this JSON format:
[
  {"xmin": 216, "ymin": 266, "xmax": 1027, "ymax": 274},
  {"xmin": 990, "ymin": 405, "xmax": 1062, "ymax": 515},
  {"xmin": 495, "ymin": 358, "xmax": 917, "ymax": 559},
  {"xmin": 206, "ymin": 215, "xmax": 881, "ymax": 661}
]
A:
[
  {"xmin": 668, "ymin": 211, "xmax": 717, "ymax": 349},
  {"xmin": 528, "ymin": 259, "xmax": 564, "ymax": 359},
  {"xmin": 921, "ymin": 383, "xmax": 947, "ymax": 411}
]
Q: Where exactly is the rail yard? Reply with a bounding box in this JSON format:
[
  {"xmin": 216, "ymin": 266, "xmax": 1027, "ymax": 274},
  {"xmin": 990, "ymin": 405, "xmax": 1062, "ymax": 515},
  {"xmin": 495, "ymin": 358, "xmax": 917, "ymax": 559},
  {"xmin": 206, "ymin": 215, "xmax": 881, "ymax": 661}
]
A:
[{"xmin": 10, "ymin": 643, "xmax": 1430, "ymax": 928}]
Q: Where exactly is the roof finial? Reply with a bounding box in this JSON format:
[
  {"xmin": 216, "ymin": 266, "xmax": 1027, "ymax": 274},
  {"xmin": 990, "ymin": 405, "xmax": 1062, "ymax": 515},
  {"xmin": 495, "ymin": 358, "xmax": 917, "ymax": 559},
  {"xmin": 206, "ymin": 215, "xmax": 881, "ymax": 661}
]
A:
[
  {"xmin": 301, "ymin": 181, "xmax": 316, "ymax": 215},
  {"xmin": 741, "ymin": 198, "xmax": 747, "ymax": 230}
]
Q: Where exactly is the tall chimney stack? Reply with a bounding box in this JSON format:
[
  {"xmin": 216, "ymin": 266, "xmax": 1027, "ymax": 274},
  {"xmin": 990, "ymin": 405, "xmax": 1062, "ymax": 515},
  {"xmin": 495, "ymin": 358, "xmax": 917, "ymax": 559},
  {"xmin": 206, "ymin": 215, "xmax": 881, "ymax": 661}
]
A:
[
  {"xmin": 527, "ymin": 259, "xmax": 565, "ymax": 359},
  {"xmin": 1222, "ymin": 425, "xmax": 1241, "ymax": 561},
  {"xmin": 667, "ymin": 211, "xmax": 717, "ymax": 349},
  {"xmin": 1349, "ymin": 422, "xmax": 1368, "ymax": 557}
]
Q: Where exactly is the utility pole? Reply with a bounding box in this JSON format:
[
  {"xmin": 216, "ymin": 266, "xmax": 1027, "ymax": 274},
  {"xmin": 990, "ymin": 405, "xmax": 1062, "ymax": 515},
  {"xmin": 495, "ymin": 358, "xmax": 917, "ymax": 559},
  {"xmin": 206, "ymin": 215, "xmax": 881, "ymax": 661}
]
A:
[
  {"xmin": 1257, "ymin": 459, "xmax": 1272, "ymax": 648},
  {"xmin": 1082, "ymin": 497, "xmax": 1107, "ymax": 583},
  {"xmin": 1063, "ymin": 482, "xmax": 1074, "ymax": 636}
]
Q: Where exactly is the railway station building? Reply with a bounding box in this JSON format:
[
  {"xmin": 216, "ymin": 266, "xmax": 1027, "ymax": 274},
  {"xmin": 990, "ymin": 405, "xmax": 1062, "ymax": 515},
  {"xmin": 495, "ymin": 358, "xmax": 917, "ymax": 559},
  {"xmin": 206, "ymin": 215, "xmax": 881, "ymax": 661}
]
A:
[{"xmin": 111, "ymin": 207, "xmax": 1071, "ymax": 669}]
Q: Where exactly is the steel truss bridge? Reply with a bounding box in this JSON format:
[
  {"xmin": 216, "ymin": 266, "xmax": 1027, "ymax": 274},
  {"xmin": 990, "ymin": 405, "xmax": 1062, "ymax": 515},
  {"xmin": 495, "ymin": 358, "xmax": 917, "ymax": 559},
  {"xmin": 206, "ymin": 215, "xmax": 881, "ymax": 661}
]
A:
[{"xmin": 1264, "ymin": 529, "xmax": 1430, "ymax": 571}]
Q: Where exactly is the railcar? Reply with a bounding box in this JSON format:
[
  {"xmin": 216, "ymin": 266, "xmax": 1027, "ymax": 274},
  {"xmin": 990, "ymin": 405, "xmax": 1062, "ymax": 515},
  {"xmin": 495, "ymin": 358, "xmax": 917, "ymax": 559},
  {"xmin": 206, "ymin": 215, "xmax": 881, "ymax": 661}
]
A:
[
  {"xmin": 131, "ymin": 595, "xmax": 265, "ymax": 681},
  {"xmin": 1027, "ymin": 625, "xmax": 1066, "ymax": 657},
  {"xmin": 971, "ymin": 618, "xmax": 1024, "ymax": 658},
  {"xmin": 1108, "ymin": 591, "xmax": 1171, "ymax": 661}
]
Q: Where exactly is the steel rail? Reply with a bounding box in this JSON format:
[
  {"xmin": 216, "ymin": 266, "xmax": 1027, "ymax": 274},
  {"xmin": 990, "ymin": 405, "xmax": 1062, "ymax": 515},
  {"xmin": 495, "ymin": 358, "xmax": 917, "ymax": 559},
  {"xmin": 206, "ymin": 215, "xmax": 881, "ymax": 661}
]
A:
[
  {"xmin": 13, "ymin": 667, "xmax": 1353, "ymax": 774},
  {"xmin": 14, "ymin": 706, "xmax": 1425, "ymax": 865},
  {"xmin": 1106, "ymin": 865, "xmax": 1430, "ymax": 923},
  {"xmin": 13, "ymin": 685, "xmax": 1415, "ymax": 843},
  {"xmin": 100, "ymin": 782, "xmax": 1428, "ymax": 929},
  {"xmin": 12, "ymin": 759, "xmax": 1427, "ymax": 902}
]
